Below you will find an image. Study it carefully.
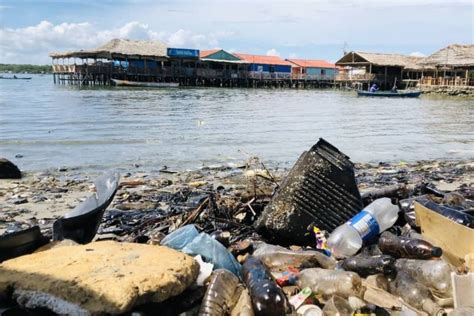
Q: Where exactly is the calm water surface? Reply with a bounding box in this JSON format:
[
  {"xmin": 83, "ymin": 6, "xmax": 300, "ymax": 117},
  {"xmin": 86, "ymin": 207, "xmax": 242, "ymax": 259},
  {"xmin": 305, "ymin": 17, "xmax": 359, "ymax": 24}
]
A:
[{"xmin": 1, "ymin": 75, "xmax": 473, "ymax": 172}]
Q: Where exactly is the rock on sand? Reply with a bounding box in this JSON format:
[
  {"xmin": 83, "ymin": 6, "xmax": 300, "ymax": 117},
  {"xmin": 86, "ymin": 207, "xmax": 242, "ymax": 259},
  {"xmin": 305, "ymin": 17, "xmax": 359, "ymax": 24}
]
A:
[{"xmin": 0, "ymin": 158, "xmax": 21, "ymax": 179}]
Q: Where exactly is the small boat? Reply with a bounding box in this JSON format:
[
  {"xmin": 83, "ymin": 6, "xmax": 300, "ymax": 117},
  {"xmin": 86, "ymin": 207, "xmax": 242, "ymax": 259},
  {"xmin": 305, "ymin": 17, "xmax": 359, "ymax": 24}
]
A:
[
  {"xmin": 0, "ymin": 75, "xmax": 32, "ymax": 80},
  {"xmin": 357, "ymin": 90, "xmax": 421, "ymax": 98},
  {"xmin": 111, "ymin": 78, "xmax": 179, "ymax": 88}
]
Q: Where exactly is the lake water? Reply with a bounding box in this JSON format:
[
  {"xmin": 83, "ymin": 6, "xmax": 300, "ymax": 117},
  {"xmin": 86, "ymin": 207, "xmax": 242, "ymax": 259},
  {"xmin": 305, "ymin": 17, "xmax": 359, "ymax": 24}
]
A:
[{"xmin": 1, "ymin": 75, "xmax": 473, "ymax": 172}]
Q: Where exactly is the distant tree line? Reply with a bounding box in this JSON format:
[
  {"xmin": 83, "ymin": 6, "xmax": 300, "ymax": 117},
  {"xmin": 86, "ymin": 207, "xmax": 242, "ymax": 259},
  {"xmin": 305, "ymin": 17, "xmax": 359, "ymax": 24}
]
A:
[{"xmin": 0, "ymin": 64, "xmax": 52, "ymax": 74}]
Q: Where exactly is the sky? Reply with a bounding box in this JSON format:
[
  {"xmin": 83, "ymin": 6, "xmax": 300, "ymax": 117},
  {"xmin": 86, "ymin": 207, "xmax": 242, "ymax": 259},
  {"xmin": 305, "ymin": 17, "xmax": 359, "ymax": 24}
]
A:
[{"xmin": 0, "ymin": 0, "xmax": 473, "ymax": 64}]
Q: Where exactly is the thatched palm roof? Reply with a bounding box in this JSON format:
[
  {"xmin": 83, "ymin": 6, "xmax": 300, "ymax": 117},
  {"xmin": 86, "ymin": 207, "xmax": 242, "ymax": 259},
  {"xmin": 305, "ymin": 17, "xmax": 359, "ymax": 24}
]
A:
[
  {"xmin": 336, "ymin": 51, "xmax": 427, "ymax": 69},
  {"xmin": 49, "ymin": 39, "xmax": 168, "ymax": 59},
  {"xmin": 421, "ymin": 44, "xmax": 474, "ymax": 67}
]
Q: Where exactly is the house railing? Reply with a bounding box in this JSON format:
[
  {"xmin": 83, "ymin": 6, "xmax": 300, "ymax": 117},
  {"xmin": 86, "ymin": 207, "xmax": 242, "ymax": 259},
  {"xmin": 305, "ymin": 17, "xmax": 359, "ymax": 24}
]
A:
[
  {"xmin": 196, "ymin": 69, "xmax": 248, "ymax": 79},
  {"xmin": 248, "ymin": 72, "xmax": 291, "ymax": 80},
  {"xmin": 419, "ymin": 76, "xmax": 472, "ymax": 86},
  {"xmin": 291, "ymin": 74, "xmax": 335, "ymax": 80},
  {"xmin": 335, "ymin": 73, "xmax": 375, "ymax": 81}
]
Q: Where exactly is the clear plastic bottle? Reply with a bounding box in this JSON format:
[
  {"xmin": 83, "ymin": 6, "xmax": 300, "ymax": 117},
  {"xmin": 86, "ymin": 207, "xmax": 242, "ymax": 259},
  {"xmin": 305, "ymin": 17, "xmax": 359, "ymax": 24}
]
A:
[
  {"xmin": 327, "ymin": 198, "xmax": 399, "ymax": 258},
  {"xmin": 389, "ymin": 272, "xmax": 445, "ymax": 315},
  {"xmin": 395, "ymin": 259, "xmax": 453, "ymax": 296},
  {"xmin": 296, "ymin": 268, "xmax": 363, "ymax": 298}
]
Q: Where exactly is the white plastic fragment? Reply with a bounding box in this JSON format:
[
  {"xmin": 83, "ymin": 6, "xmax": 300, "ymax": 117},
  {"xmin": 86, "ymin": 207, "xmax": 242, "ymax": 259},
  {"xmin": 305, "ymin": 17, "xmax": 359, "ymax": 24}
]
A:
[{"xmin": 194, "ymin": 254, "xmax": 214, "ymax": 286}]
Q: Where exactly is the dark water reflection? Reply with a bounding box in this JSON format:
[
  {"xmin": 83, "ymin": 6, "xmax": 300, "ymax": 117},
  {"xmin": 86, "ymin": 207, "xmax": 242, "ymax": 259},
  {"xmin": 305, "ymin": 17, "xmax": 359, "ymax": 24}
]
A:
[{"xmin": 1, "ymin": 75, "xmax": 473, "ymax": 172}]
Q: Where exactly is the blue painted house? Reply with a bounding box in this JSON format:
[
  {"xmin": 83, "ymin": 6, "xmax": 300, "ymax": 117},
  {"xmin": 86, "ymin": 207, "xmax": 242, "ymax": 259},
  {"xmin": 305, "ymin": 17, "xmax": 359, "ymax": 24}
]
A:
[
  {"xmin": 234, "ymin": 53, "xmax": 292, "ymax": 79},
  {"xmin": 287, "ymin": 59, "xmax": 337, "ymax": 80}
]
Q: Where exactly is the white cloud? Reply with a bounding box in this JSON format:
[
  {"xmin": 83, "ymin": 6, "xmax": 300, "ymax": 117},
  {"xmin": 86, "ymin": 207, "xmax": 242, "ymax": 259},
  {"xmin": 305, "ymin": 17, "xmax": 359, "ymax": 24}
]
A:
[
  {"xmin": 409, "ymin": 51, "xmax": 426, "ymax": 57},
  {"xmin": 266, "ymin": 48, "xmax": 280, "ymax": 57},
  {"xmin": 163, "ymin": 29, "xmax": 231, "ymax": 48},
  {"xmin": 0, "ymin": 21, "xmax": 232, "ymax": 64}
]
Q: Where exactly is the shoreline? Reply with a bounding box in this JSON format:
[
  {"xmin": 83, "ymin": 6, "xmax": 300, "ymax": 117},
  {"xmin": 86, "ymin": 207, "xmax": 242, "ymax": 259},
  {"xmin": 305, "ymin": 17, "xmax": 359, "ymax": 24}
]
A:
[{"xmin": 1, "ymin": 158, "xmax": 472, "ymax": 235}]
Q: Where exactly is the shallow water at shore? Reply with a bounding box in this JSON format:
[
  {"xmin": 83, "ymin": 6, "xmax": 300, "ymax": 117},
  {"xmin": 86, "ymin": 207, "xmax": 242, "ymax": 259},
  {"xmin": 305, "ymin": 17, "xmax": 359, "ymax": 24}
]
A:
[{"xmin": 1, "ymin": 75, "xmax": 473, "ymax": 172}]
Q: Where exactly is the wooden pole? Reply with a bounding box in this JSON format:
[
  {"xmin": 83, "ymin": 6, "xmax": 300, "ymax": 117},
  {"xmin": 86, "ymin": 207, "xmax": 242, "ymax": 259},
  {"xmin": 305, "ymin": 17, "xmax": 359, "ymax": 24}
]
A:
[
  {"xmin": 384, "ymin": 66, "xmax": 387, "ymax": 90},
  {"xmin": 369, "ymin": 63, "xmax": 372, "ymax": 89}
]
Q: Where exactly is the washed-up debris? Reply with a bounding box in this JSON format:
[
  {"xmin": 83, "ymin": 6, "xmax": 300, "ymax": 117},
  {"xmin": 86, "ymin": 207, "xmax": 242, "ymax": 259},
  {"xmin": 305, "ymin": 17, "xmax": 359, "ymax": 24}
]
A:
[
  {"xmin": 395, "ymin": 258, "xmax": 453, "ymax": 297},
  {"xmin": 327, "ymin": 197, "xmax": 399, "ymax": 258},
  {"xmin": 0, "ymin": 241, "xmax": 199, "ymax": 314},
  {"xmin": 252, "ymin": 242, "xmax": 336, "ymax": 270},
  {"xmin": 389, "ymin": 271, "xmax": 445, "ymax": 315},
  {"xmin": 243, "ymin": 256, "xmax": 290, "ymax": 315},
  {"xmin": 378, "ymin": 230, "xmax": 443, "ymax": 259},
  {"xmin": 230, "ymin": 287, "xmax": 254, "ymax": 316},
  {"xmin": 256, "ymin": 138, "xmax": 363, "ymax": 245},
  {"xmin": 451, "ymin": 272, "xmax": 474, "ymax": 309},
  {"xmin": 0, "ymin": 226, "xmax": 49, "ymax": 262},
  {"xmin": 415, "ymin": 200, "xmax": 474, "ymax": 267},
  {"xmin": 198, "ymin": 269, "xmax": 241, "ymax": 316},
  {"xmin": 297, "ymin": 268, "xmax": 363, "ymax": 299},
  {"xmin": 340, "ymin": 255, "xmax": 396, "ymax": 278},
  {"xmin": 53, "ymin": 172, "xmax": 120, "ymax": 244},
  {"xmin": 0, "ymin": 139, "xmax": 473, "ymax": 315},
  {"xmin": 417, "ymin": 197, "xmax": 474, "ymax": 228},
  {"xmin": 161, "ymin": 224, "xmax": 242, "ymax": 277},
  {"xmin": 322, "ymin": 295, "xmax": 354, "ymax": 315}
]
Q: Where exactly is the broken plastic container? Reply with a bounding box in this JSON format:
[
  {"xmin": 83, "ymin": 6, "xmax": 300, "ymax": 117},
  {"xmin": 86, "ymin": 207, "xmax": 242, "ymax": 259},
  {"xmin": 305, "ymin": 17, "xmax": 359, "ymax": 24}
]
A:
[
  {"xmin": 255, "ymin": 138, "xmax": 363, "ymax": 246},
  {"xmin": 53, "ymin": 172, "xmax": 120, "ymax": 244},
  {"xmin": 327, "ymin": 198, "xmax": 399, "ymax": 258}
]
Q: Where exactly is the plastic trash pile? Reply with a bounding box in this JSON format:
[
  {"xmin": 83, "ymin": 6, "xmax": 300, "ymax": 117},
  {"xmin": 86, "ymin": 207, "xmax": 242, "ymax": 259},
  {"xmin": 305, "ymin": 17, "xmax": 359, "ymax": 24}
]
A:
[{"xmin": 1, "ymin": 138, "xmax": 473, "ymax": 315}]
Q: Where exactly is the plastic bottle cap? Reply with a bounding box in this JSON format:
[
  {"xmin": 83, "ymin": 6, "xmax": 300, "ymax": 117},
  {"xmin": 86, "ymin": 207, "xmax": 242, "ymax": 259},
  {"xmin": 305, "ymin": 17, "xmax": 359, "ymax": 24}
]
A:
[{"xmin": 431, "ymin": 247, "xmax": 443, "ymax": 257}]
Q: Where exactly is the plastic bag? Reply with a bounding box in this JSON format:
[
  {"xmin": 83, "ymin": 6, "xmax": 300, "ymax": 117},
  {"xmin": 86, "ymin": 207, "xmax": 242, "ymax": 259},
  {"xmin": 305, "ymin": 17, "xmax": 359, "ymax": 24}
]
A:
[
  {"xmin": 160, "ymin": 224, "xmax": 199, "ymax": 250},
  {"xmin": 161, "ymin": 225, "xmax": 242, "ymax": 278},
  {"xmin": 183, "ymin": 232, "xmax": 242, "ymax": 278}
]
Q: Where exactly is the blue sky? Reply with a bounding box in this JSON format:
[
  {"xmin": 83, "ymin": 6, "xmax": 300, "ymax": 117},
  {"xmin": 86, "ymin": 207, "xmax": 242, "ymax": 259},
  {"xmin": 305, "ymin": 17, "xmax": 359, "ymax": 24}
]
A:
[{"xmin": 0, "ymin": 0, "xmax": 473, "ymax": 64}]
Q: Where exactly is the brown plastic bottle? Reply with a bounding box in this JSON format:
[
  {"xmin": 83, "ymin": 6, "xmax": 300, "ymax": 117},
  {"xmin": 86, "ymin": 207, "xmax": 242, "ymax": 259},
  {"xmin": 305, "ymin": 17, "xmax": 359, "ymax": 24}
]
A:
[
  {"xmin": 242, "ymin": 256, "xmax": 290, "ymax": 316},
  {"xmin": 378, "ymin": 231, "xmax": 442, "ymax": 259}
]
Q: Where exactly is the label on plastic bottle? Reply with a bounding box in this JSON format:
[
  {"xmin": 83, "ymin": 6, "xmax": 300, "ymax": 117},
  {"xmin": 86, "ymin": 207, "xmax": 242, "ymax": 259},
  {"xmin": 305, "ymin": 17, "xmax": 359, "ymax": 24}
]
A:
[{"xmin": 348, "ymin": 210, "xmax": 380, "ymax": 242}]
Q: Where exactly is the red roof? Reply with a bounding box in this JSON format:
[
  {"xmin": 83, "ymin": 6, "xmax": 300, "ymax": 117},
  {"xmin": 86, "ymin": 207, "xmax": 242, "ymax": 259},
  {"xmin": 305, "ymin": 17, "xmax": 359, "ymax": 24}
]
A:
[
  {"xmin": 200, "ymin": 49, "xmax": 220, "ymax": 58},
  {"xmin": 234, "ymin": 53, "xmax": 292, "ymax": 66},
  {"xmin": 286, "ymin": 59, "xmax": 336, "ymax": 69}
]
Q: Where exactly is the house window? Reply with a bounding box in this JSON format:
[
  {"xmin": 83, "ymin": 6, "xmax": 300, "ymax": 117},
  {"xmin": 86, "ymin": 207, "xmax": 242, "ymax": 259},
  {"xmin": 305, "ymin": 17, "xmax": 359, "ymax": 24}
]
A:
[
  {"xmin": 257, "ymin": 65, "xmax": 263, "ymax": 72},
  {"xmin": 321, "ymin": 69, "xmax": 326, "ymax": 75},
  {"xmin": 269, "ymin": 66, "xmax": 275, "ymax": 73}
]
